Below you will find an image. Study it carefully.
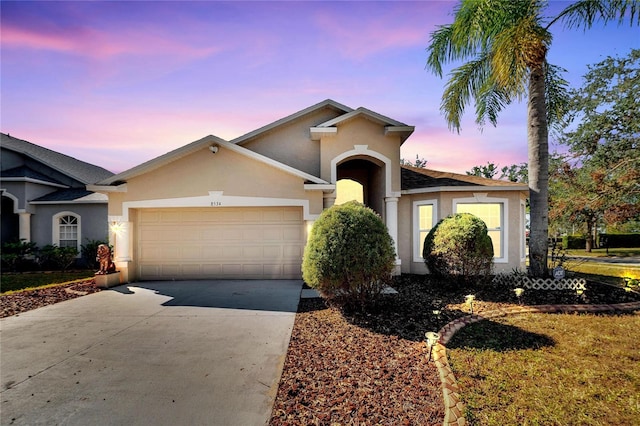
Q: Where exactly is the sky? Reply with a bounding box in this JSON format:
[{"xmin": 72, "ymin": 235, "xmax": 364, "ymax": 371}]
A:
[{"xmin": 1, "ymin": 1, "xmax": 639, "ymax": 175}]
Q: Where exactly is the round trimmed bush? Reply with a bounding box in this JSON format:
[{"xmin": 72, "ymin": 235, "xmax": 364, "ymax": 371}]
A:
[
  {"xmin": 302, "ymin": 201, "xmax": 396, "ymax": 308},
  {"xmin": 422, "ymin": 213, "xmax": 494, "ymax": 282}
]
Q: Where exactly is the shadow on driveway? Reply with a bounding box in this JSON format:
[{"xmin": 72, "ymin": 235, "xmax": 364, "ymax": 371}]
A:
[{"xmin": 110, "ymin": 279, "xmax": 303, "ymax": 313}]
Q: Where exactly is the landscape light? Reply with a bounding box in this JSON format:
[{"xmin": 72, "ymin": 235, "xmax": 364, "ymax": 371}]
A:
[
  {"xmin": 465, "ymin": 294, "xmax": 475, "ymax": 314},
  {"xmin": 514, "ymin": 287, "xmax": 525, "ymax": 304},
  {"xmin": 425, "ymin": 331, "xmax": 440, "ymax": 362}
]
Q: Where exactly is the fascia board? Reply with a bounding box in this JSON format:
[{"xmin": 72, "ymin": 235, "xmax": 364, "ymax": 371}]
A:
[
  {"xmin": 0, "ymin": 177, "xmax": 69, "ymax": 188},
  {"xmin": 303, "ymin": 184, "xmax": 336, "ymax": 192},
  {"xmin": 232, "ymin": 99, "xmax": 353, "ymax": 145},
  {"xmin": 309, "ymin": 127, "xmax": 337, "ymax": 140},
  {"xmin": 86, "ymin": 183, "xmax": 128, "ymax": 193}
]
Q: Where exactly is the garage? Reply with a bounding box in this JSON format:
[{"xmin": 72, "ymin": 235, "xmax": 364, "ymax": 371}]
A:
[{"xmin": 136, "ymin": 206, "xmax": 305, "ymax": 280}]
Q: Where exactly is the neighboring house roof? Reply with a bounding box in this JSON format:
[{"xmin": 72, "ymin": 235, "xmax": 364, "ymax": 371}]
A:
[
  {"xmin": 1, "ymin": 133, "xmax": 114, "ymax": 184},
  {"xmin": 232, "ymin": 99, "xmax": 354, "ymax": 146},
  {"xmin": 95, "ymin": 135, "xmax": 330, "ymax": 186},
  {"xmin": 30, "ymin": 188, "xmax": 108, "ymax": 203},
  {"xmin": 0, "ymin": 165, "xmax": 67, "ymax": 186},
  {"xmin": 401, "ymin": 165, "xmax": 529, "ymax": 192}
]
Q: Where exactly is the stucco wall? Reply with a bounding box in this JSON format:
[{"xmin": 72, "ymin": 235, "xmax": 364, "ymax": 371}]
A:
[
  {"xmin": 240, "ymin": 107, "xmax": 343, "ymax": 177},
  {"xmin": 112, "ymin": 147, "xmax": 315, "ymax": 206},
  {"xmin": 319, "ymin": 117, "xmax": 402, "ymax": 193},
  {"xmin": 30, "ymin": 203, "xmax": 109, "ymax": 249},
  {"xmin": 401, "ymin": 190, "xmax": 527, "ymax": 275}
]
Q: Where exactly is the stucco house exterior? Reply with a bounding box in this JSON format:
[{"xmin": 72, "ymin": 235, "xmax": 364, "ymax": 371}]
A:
[
  {"xmin": 1, "ymin": 133, "xmax": 114, "ymax": 256},
  {"xmin": 90, "ymin": 100, "xmax": 528, "ymax": 282}
]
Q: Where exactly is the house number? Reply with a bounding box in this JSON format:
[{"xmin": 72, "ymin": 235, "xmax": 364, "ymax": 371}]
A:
[{"xmin": 211, "ymin": 201, "xmax": 222, "ymax": 206}]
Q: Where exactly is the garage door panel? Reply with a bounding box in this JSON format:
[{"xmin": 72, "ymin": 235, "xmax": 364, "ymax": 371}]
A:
[
  {"xmin": 283, "ymin": 226, "xmax": 303, "ymax": 241},
  {"xmin": 137, "ymin": 207, "xmax": 304, "ymax": 280},
  {"xmin": 283, "ymin": 245, "xmax": 302, "ymax": 257}
]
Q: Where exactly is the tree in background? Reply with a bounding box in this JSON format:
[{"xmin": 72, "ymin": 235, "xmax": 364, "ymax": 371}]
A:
[
  {"xmin": 558, "ymin": 48, "xmax": 640, "ymax": 237},
  {"xmin": 466, "ymin": 162, "xmax": 499, "ymax": 179},
  {"xmin": 426, "ymin": 0, "xmax": 638, "ymax": 277},
  {"xmin": 400, "ymin": 154, "xmax": 428, "ymax": 168},
  {"xmin": 467, "ymin": 161, "xmax": 529, "ymax": 183}
]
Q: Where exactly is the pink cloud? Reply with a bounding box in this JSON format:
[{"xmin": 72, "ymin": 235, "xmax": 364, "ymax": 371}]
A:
[
  {"xmin": 2, "ymin": 22, "xmax": 221, "ymax": 62},
  {"xmin": 312, "ymin": 3, "xmax": 449, "ymax": 60}
]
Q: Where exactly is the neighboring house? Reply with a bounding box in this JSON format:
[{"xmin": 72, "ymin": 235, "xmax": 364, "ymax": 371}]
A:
[
  {"xmin": 90, "ymin": 100, "xmax": 528, "ymax": 282},
  {"xmin": 1, "ymin": 133, "xmax": 114, "ymax": 257}
]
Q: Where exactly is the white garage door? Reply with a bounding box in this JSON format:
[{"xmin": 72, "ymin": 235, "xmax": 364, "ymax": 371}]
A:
[{"xmin": 136, "ymin": 207, "xmax": 305, "ymax": 280}]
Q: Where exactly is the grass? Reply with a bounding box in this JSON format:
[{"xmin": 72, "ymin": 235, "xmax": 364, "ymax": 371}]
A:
[
  {"xmin": 0, "ymin": 270, "xmax": 95, "ymax": 294},
  {"xmin": 447, "ymin": 312, "xmax": 640, "ymax": 426},
  {"xmin": 565, "ymin": 248, "xmax": 640, "ymax": 257}
]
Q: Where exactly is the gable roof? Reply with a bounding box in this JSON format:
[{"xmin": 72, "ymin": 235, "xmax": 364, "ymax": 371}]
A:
[
  {"xmin": 1, "ymin": 165, "xmax": 67, "ymax": 187},
  {"xmin": 401, "ymin": 165, "xmax": 528, "ymax": 192},
  {"xmin": 31, "ymin": 188, "xmax": 108, "ymax": 203},
  {"xmin": 232, "ymin": 99, "xmax": 353, "ymax": 146},
  {"xmin": 311, "ymin": 106, "xmax": 415, "ymax": 143},
  {"xmin": 95, "ymin": 134, "xmax": 329, "ymax": 186},
  {"xmin": 1, "ymin": 133, "xmax": 114, "ymax": 184}
]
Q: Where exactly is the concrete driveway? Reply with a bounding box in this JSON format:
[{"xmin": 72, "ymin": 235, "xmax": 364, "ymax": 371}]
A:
[{"xmin": 0, "ymin": 280, "xmax": 302, "ymax": 426}]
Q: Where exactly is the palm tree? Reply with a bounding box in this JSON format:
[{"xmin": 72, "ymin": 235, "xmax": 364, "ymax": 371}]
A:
[{"xmin": 426, "ymin": 0, "xmax": 638, "ymax": 277}]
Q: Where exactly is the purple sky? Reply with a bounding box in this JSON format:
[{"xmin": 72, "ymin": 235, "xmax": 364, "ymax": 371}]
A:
[{"xmin": 2, "ymin": 1, "xmax": 638, "ymax": 175}]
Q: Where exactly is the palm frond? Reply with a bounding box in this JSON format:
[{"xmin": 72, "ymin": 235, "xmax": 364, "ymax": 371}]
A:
[
  {"xmin": 552, "ymin": 0, "xmax": 640, "ymax": 30},
  {"xmin": 440, "ymin": 54, "xmax": 494, "ymax": 131},
  {"xmin": 475, "ymin": 81, "xmax": 513, "ymax": 127},
  {"xmin": 545, "ymin": 63, "xmax": 570, "ymax": 130}
]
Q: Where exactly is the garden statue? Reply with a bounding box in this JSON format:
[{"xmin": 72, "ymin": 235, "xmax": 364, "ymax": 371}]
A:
[{"xmin": 96, "ymin": 244, "xmax": 116, "ymax": 275}]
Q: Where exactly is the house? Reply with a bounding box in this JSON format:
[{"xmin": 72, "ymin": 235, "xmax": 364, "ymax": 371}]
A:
[
  {"xmin": 89, "ymin": 100, "xmax": 528, "ymax": 282},
  {"xmin": 1, "ymin": 133, "xmax": 114, "ymax": 257}
]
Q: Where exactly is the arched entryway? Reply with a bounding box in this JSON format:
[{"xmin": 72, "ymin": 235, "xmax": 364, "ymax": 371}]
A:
[{"xmin": 335, "ymin": 158, "xmax": 385, "ymax": 216}]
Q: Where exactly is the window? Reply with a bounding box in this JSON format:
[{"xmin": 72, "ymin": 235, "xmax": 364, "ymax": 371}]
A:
[
  {"xmin": 53, "ymin": 212, "xmax": 81, "ymax": 252},
  {"xmin": 455, "ymin": 202, "xmax": 504, "ymax": 259},
  {"xmin": 413, "ymin": 200, "xmax": 437, "ymax": 262}
]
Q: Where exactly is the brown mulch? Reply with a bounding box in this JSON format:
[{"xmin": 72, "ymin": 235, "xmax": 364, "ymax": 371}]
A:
[
  {"xmin": 0, "ymin": 279, "xmax": 101, "ymax": 318},
  {"xmin": 269, "ymin": 275, "xmax": 640, "ymax": 425}
]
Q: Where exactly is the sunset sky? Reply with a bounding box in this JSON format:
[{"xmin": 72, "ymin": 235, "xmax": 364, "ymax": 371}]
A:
[{"xmin": 2, "ymin": 1, "xmax": 638, "ymax": 175}]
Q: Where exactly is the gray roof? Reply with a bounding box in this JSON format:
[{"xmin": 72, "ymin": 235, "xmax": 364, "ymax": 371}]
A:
[
  {"xmin": 1, "ymin": 165, "xmax": 65, "ymax": 185},
  {"xmin": 31, "ymin": 188, "xmax": 95, "ymax": 202},
  {"xmin": 1, "ymin": 133, "xmax": 114, "ymax": 184},
  {"xmin": 401, "ymin": 165, "xmax": 528, "ymax": 191}
]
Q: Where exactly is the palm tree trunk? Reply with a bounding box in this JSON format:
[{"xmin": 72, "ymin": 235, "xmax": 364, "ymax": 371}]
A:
[{"xmin": 527, "ymin": 64, "xmax": 549, "ymax": 277}]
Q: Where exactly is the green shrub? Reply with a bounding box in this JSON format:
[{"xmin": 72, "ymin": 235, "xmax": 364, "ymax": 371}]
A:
[
  {"xmin": 562, "ymin": 235, "xmax": 586, "ymax": 250},
  {"xmin": 422, "ymin": 213, "xmax": 494, "ymax": 283},
  {"xmin": 37, "ymin": 245, "xmax": 78, "ymax": 271},
  {"xmin": 302, "ymin": 201, "xmax": 395, "ymax": 309},
  {"xmin": 1, "ymin": 239, "xmax": 38, "ymax": 272}
]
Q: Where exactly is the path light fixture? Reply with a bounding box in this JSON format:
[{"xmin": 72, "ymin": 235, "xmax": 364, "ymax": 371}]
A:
[
  {"xmin": 425, "ymin": 331, "xmax": 440, "ymax": 362},
  {"xmin": 465, "ymin": 294, "xmax": 476, "ymax": 314},
  {"xmin": 514, "ymin": 287, "xmax": 525, "ymax": 304}
]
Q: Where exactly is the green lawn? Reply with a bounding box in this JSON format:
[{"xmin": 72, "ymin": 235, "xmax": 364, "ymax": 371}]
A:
[
  {"xmin": 1, "ymin": 271, "xmax": 95, "ymax": 294},
  {"xmin": 448, "ymin": 313, "xmax": 640, "ymax": 426},
  {"xmin": 565, "ymin": 248, "xmax": 640, "ymax": 257}
]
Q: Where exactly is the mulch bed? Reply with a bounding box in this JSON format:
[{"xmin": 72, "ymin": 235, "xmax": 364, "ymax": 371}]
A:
[
  {"xmin": 0, "ymin": 279, "xmax": 101, "ymax": 318},
  {"xmin": 269, "ymin": 275, "xmax": 640, "ymax": 425}
]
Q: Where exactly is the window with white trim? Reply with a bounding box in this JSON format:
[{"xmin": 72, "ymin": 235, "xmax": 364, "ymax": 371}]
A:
[
  {"xmin": 455, "ymin": 203, "xmax": 504, "ymax": 259},
  {"xmin": 413, "ymin": 200, "xmax": 437, "ymax": 262},
  {"xmin": 53, "ymin": 212, "xmax": 81, "ymax": 252}
]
